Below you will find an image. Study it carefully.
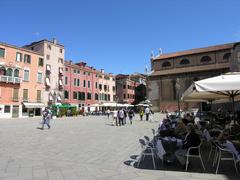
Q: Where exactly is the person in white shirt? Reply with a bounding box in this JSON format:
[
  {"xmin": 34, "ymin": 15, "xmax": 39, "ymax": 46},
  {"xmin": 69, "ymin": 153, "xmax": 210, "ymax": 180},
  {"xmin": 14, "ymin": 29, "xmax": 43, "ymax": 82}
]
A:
[
  {"xmin": 145, "ymin": 107, "xmax": 150, "ymax": 121},
  {"xmin": 113, "ymin": 110, "xmax": 118, "ymax": 126},
  {"xmin": 107, "ymin": 109, "xmax": 111, "ymax": 118}
]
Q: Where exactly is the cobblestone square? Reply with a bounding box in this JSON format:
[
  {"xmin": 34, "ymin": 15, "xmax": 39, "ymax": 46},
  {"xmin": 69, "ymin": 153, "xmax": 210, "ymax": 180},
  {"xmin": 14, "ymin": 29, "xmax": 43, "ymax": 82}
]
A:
[{"xmin": 0, "ymin": 114, "xmax": 238, "ymax": 180}]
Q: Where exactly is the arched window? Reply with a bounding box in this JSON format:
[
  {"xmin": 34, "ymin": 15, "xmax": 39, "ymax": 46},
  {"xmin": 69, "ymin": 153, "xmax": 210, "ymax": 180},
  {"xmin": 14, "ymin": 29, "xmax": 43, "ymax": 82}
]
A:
[
  {"xmin": 200, "ymin": 56, "xmax": 212, "ymax": 63},
  {"xmin": 162, "ymin": 61, "xmax": 171, "ymax": 68},
  {"xmin": 95, "ymin": 93, "xmax": 98, "ymax": 100},
  {"xmin": 180, "ymin": 58, "xmax": 190, "ymax": 65},
  {"xmin": 223, "ymin": 53, "xmax": 231, "ymax": 61},
  {"xmin": 6, "ymin": 68, "xmax": 13, "ymax": 76},
  {"xmin": 0, "ymin": 67, "xmax": 6, "ymax": 75},
  {"xmin": 14, "ymin": 69, "xmax": 19, "ymax": 77}
]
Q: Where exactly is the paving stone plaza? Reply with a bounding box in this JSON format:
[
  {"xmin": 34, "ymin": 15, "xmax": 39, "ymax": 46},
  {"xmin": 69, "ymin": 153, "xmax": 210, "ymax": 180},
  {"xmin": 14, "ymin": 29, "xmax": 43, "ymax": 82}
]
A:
[{"xmin": 0, "ymin": 114, "xmax": 238, "ymax": 180}]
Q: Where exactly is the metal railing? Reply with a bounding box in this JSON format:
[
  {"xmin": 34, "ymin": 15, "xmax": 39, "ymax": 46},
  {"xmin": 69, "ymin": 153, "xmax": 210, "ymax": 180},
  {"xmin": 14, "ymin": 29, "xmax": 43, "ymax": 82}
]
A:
[{"xmin": 0, "ymin": 75, "xmax": 21, "ymax": 84}]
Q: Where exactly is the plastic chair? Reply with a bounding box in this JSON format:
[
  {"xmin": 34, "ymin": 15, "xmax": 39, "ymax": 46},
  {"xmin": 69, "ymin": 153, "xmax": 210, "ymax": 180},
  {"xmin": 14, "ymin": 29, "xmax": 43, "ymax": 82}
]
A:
[
  {"xmin": 137, "ymin": 139, "xmax": 156, "ymax": 169},
  {"xmin": 185, "ymin": 142, "xmax": 205, "ymax": 171},
  {"xmin": 215, "ymin": 143, "xmax": 239, "ymax": 174}
]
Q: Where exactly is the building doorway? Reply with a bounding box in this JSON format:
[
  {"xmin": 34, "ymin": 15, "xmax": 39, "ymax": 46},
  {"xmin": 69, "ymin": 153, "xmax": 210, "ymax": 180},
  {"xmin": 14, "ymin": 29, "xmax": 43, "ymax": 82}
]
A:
[{"xmin": 12, "ymin": 105, "xmax": 19, "ymax": 118}]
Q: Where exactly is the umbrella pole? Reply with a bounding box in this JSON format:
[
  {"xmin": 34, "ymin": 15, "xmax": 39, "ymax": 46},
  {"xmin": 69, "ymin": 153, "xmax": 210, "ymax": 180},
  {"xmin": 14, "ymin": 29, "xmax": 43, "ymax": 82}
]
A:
[{"xmin": 231, "ymin": 95, "xmax": 235, "ymax": 125}]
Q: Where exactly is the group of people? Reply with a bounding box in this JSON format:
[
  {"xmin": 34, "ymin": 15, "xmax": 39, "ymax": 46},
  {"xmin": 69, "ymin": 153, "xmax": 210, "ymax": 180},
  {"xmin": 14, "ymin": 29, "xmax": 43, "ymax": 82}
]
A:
[
  {"xmin": 156, "ymin": 111, "xmax": 240, "ymax": 168},
  {"xmin": 110, "ymin": 108, "xmax": 135, "ymax": 126}
]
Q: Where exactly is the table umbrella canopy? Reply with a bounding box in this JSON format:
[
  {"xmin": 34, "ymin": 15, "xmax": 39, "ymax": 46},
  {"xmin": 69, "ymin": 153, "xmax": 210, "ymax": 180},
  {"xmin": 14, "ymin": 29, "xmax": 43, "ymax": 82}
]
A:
[{"xmin": 182, "ymin": 72, "xmax": 240, "ymax": 102}]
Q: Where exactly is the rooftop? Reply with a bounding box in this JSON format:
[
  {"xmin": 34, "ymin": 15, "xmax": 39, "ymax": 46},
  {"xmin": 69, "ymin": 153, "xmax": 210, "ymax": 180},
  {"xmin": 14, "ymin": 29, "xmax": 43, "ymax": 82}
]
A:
[{"xmin": 153, "ymin": 42, "xmax": 240, "ymax": 61}]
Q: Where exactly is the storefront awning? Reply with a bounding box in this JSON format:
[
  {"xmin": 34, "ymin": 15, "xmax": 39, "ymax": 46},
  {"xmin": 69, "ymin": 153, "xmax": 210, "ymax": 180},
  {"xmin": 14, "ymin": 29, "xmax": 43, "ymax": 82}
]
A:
[{"xmin": 23, "ymin": 102, "xmax": 45, "ymax": 108}]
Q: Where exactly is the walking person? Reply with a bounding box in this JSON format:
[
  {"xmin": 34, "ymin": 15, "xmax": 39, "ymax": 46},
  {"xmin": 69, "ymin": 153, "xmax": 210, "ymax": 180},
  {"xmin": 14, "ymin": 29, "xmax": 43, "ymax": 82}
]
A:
[
  {"xmin": 41, "ymin": 107, "xmax": 51, "ymax": 130},
  {"xmin": 128, "ymin": 109, "xmax": 134, "ymax": 124},
  {"xmin": 145, "ymin": 106, "xmax": 150, "ymax": 121},
  {"xmin": 118, "ymin": 109, "xmax": 125, "ymax": 126},
  {"xmin": 123, "ymin": 109, "xmax": 127, "ymax": 124},
  {"xmin": 113, "ymin": 109, "xmax": 118, "ymax": 126},
  {"xmin": 107, "ymin": 109, "xmax": 111, "ymax": 119},
  {"xmin": 139, "ymin": 109, "xmax": 144, "ymax": 121}
]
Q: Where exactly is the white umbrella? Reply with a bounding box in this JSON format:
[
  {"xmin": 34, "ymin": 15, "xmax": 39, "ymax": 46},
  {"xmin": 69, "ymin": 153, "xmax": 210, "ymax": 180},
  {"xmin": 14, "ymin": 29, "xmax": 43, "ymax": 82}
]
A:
[{"xmin": 182, "ymin": 72, "xmax": 240, "ymax": 124}]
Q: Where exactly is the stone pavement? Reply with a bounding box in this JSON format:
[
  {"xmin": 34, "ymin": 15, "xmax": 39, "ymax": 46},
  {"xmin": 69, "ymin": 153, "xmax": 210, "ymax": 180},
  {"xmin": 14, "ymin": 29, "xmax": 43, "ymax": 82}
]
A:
[{"xmin": 0, "ymin": 114, "xmax": 238, "ymax": 180}]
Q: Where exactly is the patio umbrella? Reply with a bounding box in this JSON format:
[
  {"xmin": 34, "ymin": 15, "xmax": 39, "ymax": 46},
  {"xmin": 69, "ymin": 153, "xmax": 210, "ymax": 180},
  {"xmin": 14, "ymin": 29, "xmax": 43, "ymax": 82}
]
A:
[{"xmin": 182, "ymin": 72, "xmax": 240, "ymax": 124}]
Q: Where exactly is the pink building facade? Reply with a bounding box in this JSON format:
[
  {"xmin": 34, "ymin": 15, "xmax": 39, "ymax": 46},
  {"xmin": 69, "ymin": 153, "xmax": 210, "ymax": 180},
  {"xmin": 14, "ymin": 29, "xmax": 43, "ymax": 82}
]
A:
[
  {"xmin": 0, "ymin": 43, "xmax": 45, "ymax": 118},
  {"xmin": 63, "ymin": 61, "xmax": 116, "ymax": 110},
  {"xmin": 63, "ymin": 61, "xmax": 99, "ymax": 110}
]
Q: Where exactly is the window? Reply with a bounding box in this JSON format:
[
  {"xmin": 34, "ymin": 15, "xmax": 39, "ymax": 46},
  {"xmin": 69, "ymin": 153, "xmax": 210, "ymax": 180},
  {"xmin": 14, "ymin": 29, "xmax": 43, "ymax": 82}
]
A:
[
  {"xmin": 65, "ymin": 67, "xmax": 68, "ymax": 71},
  {"xmin": 180, "ymin": 58, "xmax": 190, "ymax": 65},
  {"xmin": 74, "ymin": 69, "xmax": 77, "ymax": 74},
  {"xmin": 77, "ymin": 79, "xmax": 80, "ymax": 86},
  {"xmin": 73, "ymin": 91, "xmax": 78, "ymax": 99},
  {"xmin": 83, "ymin": 72, "xmax": 86, "ymax": 75},
  {"xmin": 37, "ymin": 90, "xmax": 41, "ymax": 101},
  {"xmin": 74, "ymin": 78, "xmax": 77, "ymax": 86},
  {"xmin": 60, "ymin": 48, "xmax": 63, "ymax": 53},
  {"xmin": 88, "ymin": 72, "xmax": 91, "ymax": 76},
  {"xmin": 162, "ymin": 61, "xmax": 171, "ymax": 67},
  {"xmin": 200, "ymin": 56, "xmax": 212, "ymax": 63},
  {"xmin": 81, "ymin": 92, "xmax": 85, "ymax": 100},
  {"xmin": 83, "ymin": 80, "xmax": 86, "ymax": 87},
  {"xmin": 4, "ymin": 105, "xmax": 10, "ymax": 113},
  {"xmin": 14, "ymin": 69, "xmax": 19, "ymax": 77},
  {"xmin": 77, "ymin": 70, "xmax": 80, "ymax": 74},
  {"xmin": 37, "ymin": 72, "xmax": 43, "ymax": 83},
  {"xmin": 123, "ymin": 85, "xmax": 126, "ymax": 89},
  {"xmin": 46, "ymin": 54, "xmax": 50, "ymax": 60},
  {"xmin": 99, "ymin": 84, "xmax": 102, "ymax": 90},
  {"xmin": 87, "ymin": 93, "xmax": 91, "ymax": 100},
  {"xmin": 95, "ymin": 93, "xmax": 98, "ymax": 100},
  {"xmin": 0, "ymin": 48, "xmax": 5, "ymax": 58},
  {"xmin": 24, "ymin": 54, "xmax": 31, "ymax": 64},
  {"xmin": 223, "ymin": 53, "xmax": 231, "ymax": 61},
  {"xmin": 95, "ymin": 82, "xmax": 98, "ymax": 89},
  {"xmin": 64, "ymin": 91, "xmax": 69, "ymax": 99},
  {"xmin": 47, "ymin": 44, "xmax": 51, "ymax": 50},
  {"xmin": 88, "ymin": 81, "xmax": 90, "ymax": 88},
  {"xmin": 12, "ymin": 88, "xmax": 19, "ymax": 101},
  {"xmin": 38, "ymin": 58, "xmax": 44, "ymax": 66},
  {"xmin": 23, "ymin": 70, "xmax": 30, "ymax": 81},
  {"xmin": 6, "ymin": 68, "xmax": 13, "ymax": 76},
  {"xmin": 23, "ymin": 89, "xmax": 28, "ymax": 101},
  {"xmin": 104, "ymin": 85, "xmax": 107, "ymax": 91},
  {"xmin": 58, "ymin": 58, "xmax": 63, "ymax": 64},
  {"xmin": 65, "ymin": 77, "xmax": 68, "ymax": 85},
  {"xmin": 16, "ymin": 52, "xmax": 22, "ymax": 62},
  {"xmin": 123, "ymin": 94, "xmax": 126, "ymax": 99},
  {"xmin": 112, "ymin": 86, "xmax": 115, "ymax": 92},
  {"xmin": 108, "ymin": 94, "xmax": 110, "ymax": 101}
]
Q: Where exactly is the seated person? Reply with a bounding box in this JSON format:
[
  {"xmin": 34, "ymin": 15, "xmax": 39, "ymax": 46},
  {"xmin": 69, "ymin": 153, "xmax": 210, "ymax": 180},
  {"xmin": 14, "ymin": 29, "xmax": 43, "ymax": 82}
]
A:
[
  {"xmin": 175, "ymin": 123, "xmax": 201, "ymax": 167},
  {"xmin": 159, "ymin": 118, "xmax": 171, "ymax": 131},
  {"xmin": 174, "ymin": 119, "xmax": 187, "ymax": 139},
  {"xmin": 217, "ymin": 128, "xmax": 230, "ymax": 142},
  {"xmin": 201, "ymin": 124, "xmax": 213, "ymax": 141}
]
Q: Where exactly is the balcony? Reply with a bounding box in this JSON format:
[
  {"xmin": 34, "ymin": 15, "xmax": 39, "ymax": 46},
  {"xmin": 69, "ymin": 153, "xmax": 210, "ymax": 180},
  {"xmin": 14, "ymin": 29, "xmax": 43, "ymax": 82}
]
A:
[
  {"xmin": 0, "ymin": 75, "xmax": 21, "ymax": 84},
  {"xmin": 12, "ymin": 97, "xmax": 19, "ymax": 102}
]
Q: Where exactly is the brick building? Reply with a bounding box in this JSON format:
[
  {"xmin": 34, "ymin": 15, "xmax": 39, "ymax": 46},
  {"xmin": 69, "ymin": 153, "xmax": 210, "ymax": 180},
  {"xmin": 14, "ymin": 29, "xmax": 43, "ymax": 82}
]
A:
[
  {"xmin": 148, "ymin": 42, "xmax": 240, "ymax": 112},
  {"xmin": 116, "ymin": 73, "xmax": 146, "ymax": 104},
  {"xmin": 0, "ymin": 42, "xmax": 45, "ymax": 118}
]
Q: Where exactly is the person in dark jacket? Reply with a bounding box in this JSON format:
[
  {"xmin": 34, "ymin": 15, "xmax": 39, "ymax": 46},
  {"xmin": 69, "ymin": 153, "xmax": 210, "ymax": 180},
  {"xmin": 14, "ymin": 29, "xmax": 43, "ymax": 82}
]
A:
[{"xmin": 175, "ymin": 123, "xmax": 201, "ymax": 167}]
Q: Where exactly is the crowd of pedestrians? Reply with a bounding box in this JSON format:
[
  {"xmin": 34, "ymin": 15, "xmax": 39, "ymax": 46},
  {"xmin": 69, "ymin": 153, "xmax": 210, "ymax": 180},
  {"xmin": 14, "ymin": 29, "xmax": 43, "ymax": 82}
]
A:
[{"xmin": 110, "ymin": 106, "xmax": 153, "ymax": 126}]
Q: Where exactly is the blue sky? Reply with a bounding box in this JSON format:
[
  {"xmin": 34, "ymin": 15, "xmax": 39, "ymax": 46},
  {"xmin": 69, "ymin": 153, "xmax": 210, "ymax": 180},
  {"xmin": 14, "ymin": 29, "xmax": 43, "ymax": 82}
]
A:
[{"xmin": 1, "ymin": 0, "xmax": 240, "ymax": 74}]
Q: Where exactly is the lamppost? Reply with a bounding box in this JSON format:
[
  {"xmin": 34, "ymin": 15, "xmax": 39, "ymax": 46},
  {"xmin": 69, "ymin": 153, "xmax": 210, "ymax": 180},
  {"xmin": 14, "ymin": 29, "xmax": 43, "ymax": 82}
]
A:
[{"xmin": 175, "ymin": 79, "xmax": 181, "ymax": 116}]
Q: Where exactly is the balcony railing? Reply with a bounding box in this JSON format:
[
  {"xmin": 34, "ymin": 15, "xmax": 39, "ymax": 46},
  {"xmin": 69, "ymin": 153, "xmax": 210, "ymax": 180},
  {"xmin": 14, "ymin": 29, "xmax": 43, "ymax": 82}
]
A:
[
  {"xmin": 0, "ymin": 75, "xmax": 21, "ymax": 84},
  {"xmin": 12, "ymin": 97, "xmax": 19, "ymax": 102}
]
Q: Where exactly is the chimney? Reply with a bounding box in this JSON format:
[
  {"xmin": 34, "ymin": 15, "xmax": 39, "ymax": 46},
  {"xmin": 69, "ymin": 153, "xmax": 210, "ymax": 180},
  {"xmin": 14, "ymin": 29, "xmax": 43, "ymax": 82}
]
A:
[{"xmin": 53, "ymin": 38, "xmax": 57, "ymax": 44}]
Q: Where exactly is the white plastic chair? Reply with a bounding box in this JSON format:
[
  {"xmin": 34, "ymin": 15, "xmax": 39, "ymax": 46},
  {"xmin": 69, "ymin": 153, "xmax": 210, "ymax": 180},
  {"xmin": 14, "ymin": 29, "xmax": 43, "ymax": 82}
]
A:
[
  {"xmin": 215, "ymin": 143, "xmax": 239, "ymax": 174},
  {"xmin": 137, "ymin": 139, "xmax": 157, "ymax": 169},
  {"xmin": 185, "ymin": 142, "xmax": 205, "ymax": 171}
]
